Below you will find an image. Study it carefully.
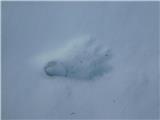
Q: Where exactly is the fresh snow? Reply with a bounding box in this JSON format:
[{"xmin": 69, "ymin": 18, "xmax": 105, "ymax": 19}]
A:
[{"xmin": 2, "ymin": 2, "xmax": 159, "ymax": 119}]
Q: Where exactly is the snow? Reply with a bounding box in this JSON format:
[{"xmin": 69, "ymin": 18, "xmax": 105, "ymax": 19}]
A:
[
  {"xmin": 2, "ymin": 2, "xmax": 159, "ymax": 119},
  {"xmin": 42, "ymin": 35, "xmax": 111, "ymax": 80}
]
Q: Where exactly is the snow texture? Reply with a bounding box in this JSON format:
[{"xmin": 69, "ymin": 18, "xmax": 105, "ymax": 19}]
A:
[
  {"xmin": 44, "ymin": 36, "xmax": 111, "ymax": 80},
  {"xmin": 2, "ymin": 2, "xmax": 159, "ymax": 119}
]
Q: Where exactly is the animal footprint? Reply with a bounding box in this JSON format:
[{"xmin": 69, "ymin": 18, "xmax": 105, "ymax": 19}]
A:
[{"xmin": 44, "ymin": 35, "xmax": 112, "ymax": 80}]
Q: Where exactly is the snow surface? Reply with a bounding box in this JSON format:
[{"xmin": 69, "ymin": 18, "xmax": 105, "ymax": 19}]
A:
[
  {"xmin": 42, "ymin": 35, "xmax": 111, "ymax": 80},
  {"xmin": 2, "ymin": 2, "xmax": 159, "ymax": 119}
]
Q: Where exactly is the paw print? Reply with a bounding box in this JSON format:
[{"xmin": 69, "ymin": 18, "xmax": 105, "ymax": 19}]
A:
[{"xmin": 44, "ymin": 36, "xmax": 112, "ymax": 80}]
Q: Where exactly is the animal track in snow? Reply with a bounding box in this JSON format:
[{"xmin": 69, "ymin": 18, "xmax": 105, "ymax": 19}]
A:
[{"xmin": 44, "ymin": 35, "xmax": 112, "ymax": 80}]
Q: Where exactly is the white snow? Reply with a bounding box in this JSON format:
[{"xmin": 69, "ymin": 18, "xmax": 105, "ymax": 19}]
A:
[
  {"xmin": 2, "ymin": 2, "xmax": 159, "ymax": 119},
  {"xmin": 39, "ymin": 35, "xmax": 111, "ymax": 80}
]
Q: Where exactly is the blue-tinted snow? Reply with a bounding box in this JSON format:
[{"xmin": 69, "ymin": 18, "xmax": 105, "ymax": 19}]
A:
[
  {"xmin": 43, "ymin": 36, "xmax": 111, "ymax": 80},
  {"xmin": 2, "ymin": 2, "xmax": 159, "ymax": 119}
]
